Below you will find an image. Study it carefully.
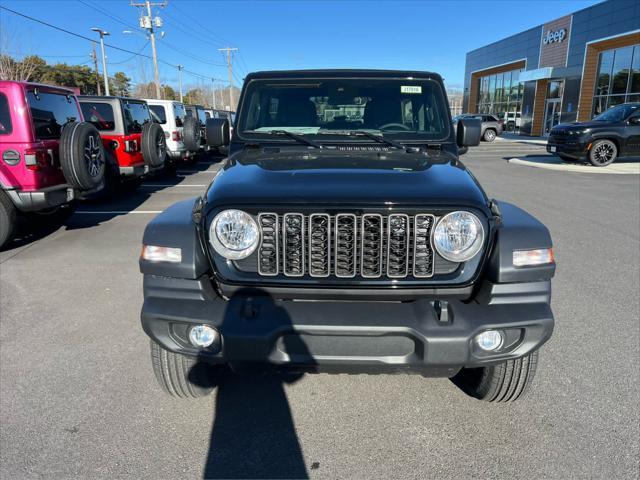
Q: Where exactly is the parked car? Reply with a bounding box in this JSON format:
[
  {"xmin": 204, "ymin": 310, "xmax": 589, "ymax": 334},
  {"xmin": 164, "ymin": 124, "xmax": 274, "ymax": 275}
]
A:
[
  {"xmin": 79, "ymin": 96, "xmax": 166, "ymax": 190},
  {"xmin": 0, "ymin": 81, "xmax": 105, "ymax": 248},
  {"xmin": 454, "ymin": 114, "xmax": 503, "ymax": 142},
  {"xmin": 184, "ymin": 104, "xmax": 207, "ymax": 151},
  {"xmin": 547, "ymin": 103, "xmax": 640, "ymax": 166},
  {"xmin": 139, "ymin": 69, "xmax": 556, "ymax": 403},
  {"xmin": 503, "ymin": 111, "xmax": 521, "ymax": 132},
  {"xmin": 145, "ymin": 99, "xmax": 199, "ymax": 163}
]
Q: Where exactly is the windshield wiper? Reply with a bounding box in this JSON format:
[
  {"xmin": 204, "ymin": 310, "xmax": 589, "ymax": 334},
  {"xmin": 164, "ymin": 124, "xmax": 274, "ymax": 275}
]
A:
[
  {"xmin": 268, "ymin": 129, "xmax": 322, "ymax": 149},
  {"xmin": 347, "ymin": 131, "xmax": 405, "ymax": 150}
]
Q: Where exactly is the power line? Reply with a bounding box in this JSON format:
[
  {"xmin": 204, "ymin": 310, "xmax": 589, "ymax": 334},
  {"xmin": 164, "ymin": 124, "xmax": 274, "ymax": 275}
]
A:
[
  {"xmin": 0, "ymin": 5, "xmax": 230, "ymax": 86},
  {"xmin": 168, "ymin": 2, "xmax": 233, "ymax": 47},
  {"xmin": 76, "ymin": 0, "xmax": 146, "ymax": 38}
]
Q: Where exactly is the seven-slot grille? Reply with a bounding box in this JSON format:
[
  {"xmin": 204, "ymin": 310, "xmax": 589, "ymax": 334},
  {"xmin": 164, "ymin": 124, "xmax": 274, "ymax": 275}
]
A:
[{"xmin": 256, "ymin": 213, "xmax": 436, "ymax": 279}]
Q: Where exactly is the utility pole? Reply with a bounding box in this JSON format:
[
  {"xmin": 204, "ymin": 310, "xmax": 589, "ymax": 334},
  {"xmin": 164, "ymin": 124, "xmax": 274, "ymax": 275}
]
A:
[
  {"xmin": 131, "ymin": 0, "xmax": 166, "ymax": 98},
  {"xmin": 90, "ymin": 43, "xmax": 102, "ymax": 96},
  {"xmin": 218, "ymin": 47, "xmax": 238, "ymax": 110},
  {"xmin": 177, "ymin": 64, "xmax": 183, "ymax": 102},
  {"xmin": 91, "ymin": 28, "xmax": 110, "ymax": 96},
  {"xmin": 211, "ymin": 79, "xmax": 216, "ymax": 109}
]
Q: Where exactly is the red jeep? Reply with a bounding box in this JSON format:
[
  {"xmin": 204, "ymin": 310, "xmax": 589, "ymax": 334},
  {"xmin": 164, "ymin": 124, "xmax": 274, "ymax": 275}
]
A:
[
  {"xmin": 79, "ymin": 96, "xmax": 166, "ymax": 190},
  {"xmin": 0, "ymin": 81, "xmax": 105, "ymax": 248}
]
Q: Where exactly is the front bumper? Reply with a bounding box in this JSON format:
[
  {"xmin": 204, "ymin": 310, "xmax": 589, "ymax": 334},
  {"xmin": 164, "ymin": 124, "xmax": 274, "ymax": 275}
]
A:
[
  {"xmin": 141, "ymin": 275, "xmax": 554, "ymax": 376},
  {"xmin": 547, "ymin": 137, "xmax": 589, "ymax": 158}
]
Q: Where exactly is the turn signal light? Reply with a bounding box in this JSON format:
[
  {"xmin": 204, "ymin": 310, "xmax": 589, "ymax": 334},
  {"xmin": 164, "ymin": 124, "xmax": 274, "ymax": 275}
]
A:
[
  {"xmin": 172, "ymin": 131, "xmax": 182, "ymax": 141},
  {"xmin": 141, "ymin": 245, "xmax": 182, "ymax": 263},
  {"xmin": 513, "ymin": 248, "xmax": 554, "ymax": 267}
]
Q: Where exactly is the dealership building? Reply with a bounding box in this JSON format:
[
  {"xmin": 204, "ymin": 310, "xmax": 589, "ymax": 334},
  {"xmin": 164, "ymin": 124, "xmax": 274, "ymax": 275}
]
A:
[{"xmin": 462, "ymin": 0, "xmax": 639, "ymax": 136}]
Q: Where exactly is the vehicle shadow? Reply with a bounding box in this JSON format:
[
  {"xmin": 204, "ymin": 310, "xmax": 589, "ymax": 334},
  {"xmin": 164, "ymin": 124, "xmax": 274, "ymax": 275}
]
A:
[{"xmin": 191, "ymin": 290, "xmax": 310, "ymax": 479}]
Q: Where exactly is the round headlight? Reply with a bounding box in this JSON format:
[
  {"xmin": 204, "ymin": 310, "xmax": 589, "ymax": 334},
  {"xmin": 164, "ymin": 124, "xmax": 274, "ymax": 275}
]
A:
[
  {"xmin": 209, "ymin": 209, "xmax": 259, "ymax": 260},
  {"xmin": 433, "ymin": 211, "xmax": 484, "ymax": 262}
]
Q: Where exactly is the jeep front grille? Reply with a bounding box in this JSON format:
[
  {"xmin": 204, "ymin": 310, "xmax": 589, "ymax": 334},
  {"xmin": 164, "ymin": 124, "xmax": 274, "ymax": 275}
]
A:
[{"xmin": 256, "ymin": 213, "xmax": 436, "ymax": 279}]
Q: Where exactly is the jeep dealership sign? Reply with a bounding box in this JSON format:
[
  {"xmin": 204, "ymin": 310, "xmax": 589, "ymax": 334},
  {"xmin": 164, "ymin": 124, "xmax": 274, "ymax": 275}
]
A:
[
  {"xmin": 539, "ymin": 15, "xmax": 572, "ymax": 68},
  {"xmin": 543, "ymin": 28, "xmax": 566, "ymax": 44}
]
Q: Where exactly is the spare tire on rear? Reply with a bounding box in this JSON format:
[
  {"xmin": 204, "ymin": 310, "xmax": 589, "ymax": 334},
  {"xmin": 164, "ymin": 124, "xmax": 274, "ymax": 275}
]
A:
[
  {"xmin": 142, "ymin": 122, "xmax": 167, "ymax": 168},
  {"xmin": 59, "ymin": 122, "xmax": 106, "ymax": 191},
  {"xmin": 182, "ymin": 116, "xmax": 201, "ymax": 152}
]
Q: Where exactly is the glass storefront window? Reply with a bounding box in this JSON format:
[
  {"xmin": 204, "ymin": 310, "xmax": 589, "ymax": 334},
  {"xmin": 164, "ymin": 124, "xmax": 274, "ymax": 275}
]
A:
[
  {"xmin": 592, "ymin": 44, "xmax": 640, "ymax": 118},
  {"xmin": 611, "ymin": 46, "xmax": 633, "ymax": 95},
  {"xmin": 476, "ymin": 68, "xmax": 523, "ymax": 124},
  {"xmin": 630, "ymin": 46, "xmax": 640, "ymax": 94}
]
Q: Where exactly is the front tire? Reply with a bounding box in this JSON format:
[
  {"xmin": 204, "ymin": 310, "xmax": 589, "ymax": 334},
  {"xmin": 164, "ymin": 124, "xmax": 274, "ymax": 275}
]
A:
[
  {"xmin": 451, "ymin": 351, "xmax": 539, "ymax": 402},
  {"xmin": 588, "ymin": 139, "xmax": 617, "ymax": 167},
  {"xmin": 483, "ymin": 129, "xmax": 496, "ymax": 142},
  {"xmin": 150, "ymin": 340, "xmax": 223, "ymax": 398}
]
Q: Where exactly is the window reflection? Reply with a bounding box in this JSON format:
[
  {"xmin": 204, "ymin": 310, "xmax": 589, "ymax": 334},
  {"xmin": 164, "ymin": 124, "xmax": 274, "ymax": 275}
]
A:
[
  {"xmin": 476, "ymin": 68, "xmax": 523, "ymax": 131},
  {"xmin": 592, "ymin": 44, "xmax": 640, "ymax": 118}
]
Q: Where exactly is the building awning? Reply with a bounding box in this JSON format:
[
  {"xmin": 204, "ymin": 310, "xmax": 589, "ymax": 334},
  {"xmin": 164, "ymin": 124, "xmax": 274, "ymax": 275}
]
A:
[{"xmin": 519, "ymin": 67, "xmax": 554, "ymax": 82}]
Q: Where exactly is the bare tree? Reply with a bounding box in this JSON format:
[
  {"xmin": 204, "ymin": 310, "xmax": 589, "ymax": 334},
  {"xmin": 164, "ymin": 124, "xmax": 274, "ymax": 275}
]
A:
[{"xmin": 0, "ymin": 28, "xmax": 39, "ymax": 81}]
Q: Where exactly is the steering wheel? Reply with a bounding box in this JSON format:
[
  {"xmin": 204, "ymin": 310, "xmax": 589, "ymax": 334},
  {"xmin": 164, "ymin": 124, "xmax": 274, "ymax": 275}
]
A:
[{"xmin": 379, "ymin": 123, "xmax": 411, "ymax": 131}]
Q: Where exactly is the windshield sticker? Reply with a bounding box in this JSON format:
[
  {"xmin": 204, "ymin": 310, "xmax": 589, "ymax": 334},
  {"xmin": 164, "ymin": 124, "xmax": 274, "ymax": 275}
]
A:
[{"xmin": 401, "ymin": 86, "xmax": 422, "ymax": 94}]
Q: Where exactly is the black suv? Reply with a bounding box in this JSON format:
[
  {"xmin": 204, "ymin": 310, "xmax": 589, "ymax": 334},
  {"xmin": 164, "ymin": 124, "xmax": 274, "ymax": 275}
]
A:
[
  {"xmin": 139, "ymin": 70, "xmax": 555, "ymax": 402},
  {"xmin": 547, "ymin": 103, "xmax": 640, "ymax": 166}
]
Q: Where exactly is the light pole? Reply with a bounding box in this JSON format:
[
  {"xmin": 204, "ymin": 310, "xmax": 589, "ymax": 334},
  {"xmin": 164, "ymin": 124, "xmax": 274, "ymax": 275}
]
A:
[
  {"xmin": 91, "ymin": 28, "xmax": 110, "ymax": 96},
  {"xmin": 177, "ymin": 65, "xmax": 183, "ymax": 102}
]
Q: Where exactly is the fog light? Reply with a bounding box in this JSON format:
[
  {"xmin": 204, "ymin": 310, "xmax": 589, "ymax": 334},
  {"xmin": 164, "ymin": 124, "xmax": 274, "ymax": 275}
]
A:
[
  {"xmin": 189, "ymin": 325, "xmax": 219, "ymax": 349},
  {"xmin": 475, "ymin": 330, "xmax": 504, "ymax": 351}
]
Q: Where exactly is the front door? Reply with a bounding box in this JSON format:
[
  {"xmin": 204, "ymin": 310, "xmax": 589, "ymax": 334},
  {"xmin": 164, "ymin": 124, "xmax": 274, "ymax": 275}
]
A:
[{"xmin": 543, "ymin": 99, "xmax": 561, "ymax": 136}]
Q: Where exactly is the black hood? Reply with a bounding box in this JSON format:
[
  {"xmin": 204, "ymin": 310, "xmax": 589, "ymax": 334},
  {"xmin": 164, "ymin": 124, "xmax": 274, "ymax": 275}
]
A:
[
  {"xmin": 205, "ymin": 147, "xmax": 489, "ymax": 211},
  {"xmin": 554, "ymin": 120, "xmax": 610, "ymax": 130}
]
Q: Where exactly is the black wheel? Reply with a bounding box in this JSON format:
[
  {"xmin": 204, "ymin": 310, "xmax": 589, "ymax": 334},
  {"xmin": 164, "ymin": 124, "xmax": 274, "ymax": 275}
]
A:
[
  {"xmin": 59, "ymin": 122, "xmax": 106, "ymax": 190},
  {"xmin": 451, "ymin": 351, "xmax": 539, "ymax": 402},
  {"xmin": 141, "ymin": 122, "xmax": 167, "ymax": 169},
  {"xmin": 0, "ymin": 191, "xmax": 17, "ymax": 249},
  {"xmin": 483, "ymin": 129, "xmax": 497, "ymax": 142},
  {"xmin": 588, "ymin": 139, "xmax": 617, "ymax": 167},
  {"xmin": 150, "ymin": 340, "xmax": 224, "ymax": 398},
  {"xmin": 182, "ymin": 116, "xmax": 202, "ymax": 152}
]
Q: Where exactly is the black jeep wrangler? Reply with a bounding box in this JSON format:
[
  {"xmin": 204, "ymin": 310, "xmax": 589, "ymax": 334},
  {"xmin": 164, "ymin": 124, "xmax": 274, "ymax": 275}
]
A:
[{"xmin": 140, "ymin": 70, "xmax": 555, "ymax": 402}]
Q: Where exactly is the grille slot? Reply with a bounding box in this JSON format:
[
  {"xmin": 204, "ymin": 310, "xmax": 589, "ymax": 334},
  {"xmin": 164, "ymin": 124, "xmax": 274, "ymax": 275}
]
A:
[
  {"xmin": 413, "ymin": 214, "xmax": 435, "ymax": 278},
  {"xmin": 361, "ymin": 214, "xmax": 383, "ymax": 278},
  {"xmin": 258, "ymin": 213, "xmax": 279, "ymax": 276},
  {"xmin": 387, "ymin": 214, "xmax": 410, "ymax": 278},
  {"xmin": 335, "ymin": 214, "xmax": 357, "ymax": 278},
  {"xmin": 309, "ymin": 214, "xmax": 330, "ymax": 277},
  {"xmin": 283, "ymin": 213, "xmax": 305, "ymax": 277},
  {"xmin": 257, "ymin": 212, "xmax": 440, "ymax": 279}
]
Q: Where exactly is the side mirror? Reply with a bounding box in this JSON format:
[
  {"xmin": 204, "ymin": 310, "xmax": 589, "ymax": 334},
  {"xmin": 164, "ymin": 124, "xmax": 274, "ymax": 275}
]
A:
[
  {"xmin": 456, "ymin": 117, "xmax": 481, "ymax": 147},
  {"xmin": 205, "ymin": 118, "xmax": 230, "ymax": 147},
  {"xmin": 629, "ymin": 116, "xmax": 640, "ymax": 125}
]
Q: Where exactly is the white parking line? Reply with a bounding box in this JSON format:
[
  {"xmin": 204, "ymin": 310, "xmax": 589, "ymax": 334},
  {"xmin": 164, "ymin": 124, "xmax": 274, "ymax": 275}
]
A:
[
  {"xmin": 75, "ymin": 210, "xmax": 162, "ymax": 214},
  {"xmin": 140, "ymin": 184, "xmax": 207, "ymax": 187},
  {"xmin": 176, "ymin": 170, "xmax": 218, "ymax": 175}
]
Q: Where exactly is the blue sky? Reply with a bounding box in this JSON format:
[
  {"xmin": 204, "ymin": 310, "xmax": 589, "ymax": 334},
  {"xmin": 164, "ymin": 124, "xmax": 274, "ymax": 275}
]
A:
[{"xmin": 1, "ymin": 0, "xmax": 602, "ymax": 91}]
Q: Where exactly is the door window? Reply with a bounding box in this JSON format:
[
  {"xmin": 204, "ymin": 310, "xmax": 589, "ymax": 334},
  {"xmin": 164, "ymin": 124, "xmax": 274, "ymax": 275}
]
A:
[
  {"xmin": 123, "ymin": 101, "xmax": 151, "ymax": 134},
  {"xmin": 27, "ymin": 90, "xmax": 80, "ymax": 139},
  {"xmin": 80, "ymin": 102, "xmax": 116, "ymax": 131}
]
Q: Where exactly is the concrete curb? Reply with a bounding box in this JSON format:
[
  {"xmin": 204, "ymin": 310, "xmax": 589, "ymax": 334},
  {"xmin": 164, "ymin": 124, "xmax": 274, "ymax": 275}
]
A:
[{"xmin": 507, "ymin": 156, "xmax": 640, "ymax": 175}]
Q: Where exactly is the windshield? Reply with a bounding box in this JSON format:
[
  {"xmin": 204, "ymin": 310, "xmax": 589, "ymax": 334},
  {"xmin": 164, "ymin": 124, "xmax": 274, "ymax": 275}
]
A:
[
  {"xmin": 593, "ymin": 104, "xmax": 639, "ymax": 122},
  {"xmin": 238, "ymin": 78, "xmax": 450, "ymax": 141}
]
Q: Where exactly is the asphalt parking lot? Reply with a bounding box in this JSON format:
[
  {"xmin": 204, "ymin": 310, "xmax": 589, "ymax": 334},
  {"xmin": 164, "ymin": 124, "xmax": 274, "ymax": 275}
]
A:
[{"xmin": 1, "ymin": 142, "xmax": 639, "ymax": 479}]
